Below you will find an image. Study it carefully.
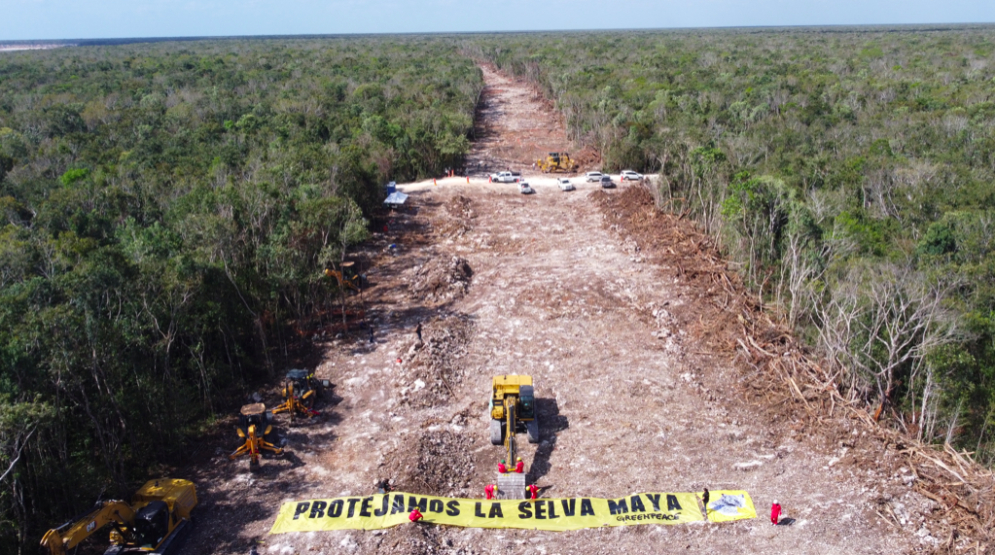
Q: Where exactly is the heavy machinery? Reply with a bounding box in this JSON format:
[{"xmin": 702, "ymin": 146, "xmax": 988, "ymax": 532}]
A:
[
  {"xmin": 230, "ymin": 403, "xmax": 283, "ymax": 468},
  {"xmin": 489, "ymin": 376, "xmax": 538, "ymax": 499},
  {"xmin": 40, "ymin": 478, "xmax": 197, "ymax": 555},
  {"xmin": 535, "ymin": 152, "xmax": 577, "ymax": 173},
  {"xmin": 324, "ymin": 262, "xmax": 362, "ymax": 292},
  {"xmin": 489, "ymin": 375, "xmax": 539, "ymax": 458},
  {"xmin": 272, "ymin": 368, "xmax": 331, "ymax": 422}
]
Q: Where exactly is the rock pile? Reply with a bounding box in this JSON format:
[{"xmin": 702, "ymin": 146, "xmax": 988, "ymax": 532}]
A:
[
  {"xmin": 437, "ymin": 194, "xmax": 474, "ymax": 238},
  {"xmin": 409, "ymin": 256, "xmax": 473, "ymax": 303},
  {"xmin": 406, "ymin": 316, "xmax": 474, "ymax": 407},
  {"xmin": 407, "ymin": 429, "xmax": 476, "ymax": 497}
]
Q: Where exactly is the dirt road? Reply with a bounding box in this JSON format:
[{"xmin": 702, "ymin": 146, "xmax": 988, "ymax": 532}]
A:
[
  {"xmin": 466, "ymin": 63, "xmax": 596, "ymax": 177},
  {"xmin": 183, "ymin": 67, "xmax": 936, "ymax": 554}
]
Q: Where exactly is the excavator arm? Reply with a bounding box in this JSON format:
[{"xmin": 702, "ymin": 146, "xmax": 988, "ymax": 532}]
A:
[
  {"xmin": 40, "ymin": 501, "xmax": 136, "ymax": 555},
  {"xmin": 504, "ymin": 397, "xmax": 517, "ymax": 466}
]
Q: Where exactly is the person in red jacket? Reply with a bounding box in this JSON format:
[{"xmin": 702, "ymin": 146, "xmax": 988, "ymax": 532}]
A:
[
  {"xmin": 770, "ymin": 500, "xmax": 781, "ymax": 525},
  {"xmin": 409, "ymin": 508, "xmax": 423, "ymax": 523},
  {"xmin": 515, "ymin": 457, "xmax": 524, "ymax": 473},
  {"xmin": 485, "ymin": 484, "xmax": 495, "ymax": 500},
  {"xmin": 528, "ymin": 484, "xmax": 538, "ymax": 500},
  {"xmin": 497, "ymin": 459, "xmax": 508, "ymax": 473}
]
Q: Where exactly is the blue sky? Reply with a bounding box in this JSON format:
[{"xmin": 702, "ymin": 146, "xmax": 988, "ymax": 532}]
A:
[{"xmin": 2, "ymin": 0, "xmax": 994, "ymax": 41}]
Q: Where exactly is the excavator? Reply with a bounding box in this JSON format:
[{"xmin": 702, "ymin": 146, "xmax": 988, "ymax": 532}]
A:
[
  {"xmin": 230, "ymin": 403, "xmax": 283, "ymax": 468},
  {"xmin": 535, "ymin": 152, "xmax": 577, "ymax": 173},
  {"xmin": 272, "ymin": 368, "xmax": 331, "ymax": 422},
  {"xmin": 324, "ymin": 261, "xmax": 362, "ymax": 292},
  {"xmin": 489, "ymin": 375, "xmax": 538, "ymax": 498},
  {"xmin": 40, "ymin": 478, "xmax": 197, "ymax": 555}
]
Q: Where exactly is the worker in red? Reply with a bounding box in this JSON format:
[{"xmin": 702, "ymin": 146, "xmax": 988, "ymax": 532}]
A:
[
  {"xmin": 527, "ymin": 484, "xmax": 538, "ymax": 500},
  {"xmin": 485, "ymin": 484, "xmax": 495, "ymax": 500},
  {"xmin": 770, "ymin": 500, "xmax": 781, "ymax": 525},
  {"xmin": 515, "ymin": 457, "xmax": 524, "ymax": 473},
  {"xmin": 409, "ymin": 508, "xmax": 424, "ymax": 523},
  {"xmin": 497, "ymin": 459, "xmax": 508, "ymax": 473}
]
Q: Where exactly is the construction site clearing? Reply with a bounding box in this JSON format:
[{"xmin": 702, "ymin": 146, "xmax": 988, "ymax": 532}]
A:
[
  {"xmin": 134, "ymin": 64, "xmax": 995, "ymax": 555},
  {"xmin": 160, "ymin": 176, "xmax": 989, "ymax": 555}
]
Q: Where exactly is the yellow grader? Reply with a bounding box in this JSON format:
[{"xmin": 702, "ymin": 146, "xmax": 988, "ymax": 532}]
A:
[
  {"xmin": 230, "ymin": 403, "xmax": 282, "ymax": 468},
  {"xmin": 40, "ymin": 479, "xmax": 197, "ymax": 555},
  {"xmin": 535, "ymin": 152, "xmax": 577, "ymax": 173}
]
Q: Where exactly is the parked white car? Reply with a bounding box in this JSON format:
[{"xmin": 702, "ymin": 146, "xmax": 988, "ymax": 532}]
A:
[
  {"xmin": 557, "ymin": 178, "xmax": 575, "ymax": 191},
  {"xmin": 490, "ymin": 171, "xmax": 522, "ymax": 183},
  {"xmin": 585, "ymin": 171, "xmax": 603, "ymax": 182},
  {"xmin": 519, "ymin": 182, "xmax": 534, "ymax": 194},
  {"xmin": 621, "ymin": 170, "xmax": 644, "ymax": 181}
]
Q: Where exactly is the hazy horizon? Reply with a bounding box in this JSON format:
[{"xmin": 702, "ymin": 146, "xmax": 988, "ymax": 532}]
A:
[{"xmin": 2, "ymin": 0, "xmax": 994, "ymax": 42}]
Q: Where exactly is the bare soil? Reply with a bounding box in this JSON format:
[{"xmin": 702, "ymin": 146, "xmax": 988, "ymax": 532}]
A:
[
  {"xmin": 466, "ymin": 63, "xmax": 598, "ymax": 177},
  {"xmin": 178, "ymin": 66, "xmax": 960, "ymax": 555}
]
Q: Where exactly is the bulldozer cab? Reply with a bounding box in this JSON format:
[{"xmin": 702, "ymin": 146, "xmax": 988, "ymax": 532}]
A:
[
  {"xmin": 133, "ymin": 501, "xmax": 169, "ymax": 548},
  {"xmin": 490, "ymin": 376, "xmax": 535, "ymax": 421}
]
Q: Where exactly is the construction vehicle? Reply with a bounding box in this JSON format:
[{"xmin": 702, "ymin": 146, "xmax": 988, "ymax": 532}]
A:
[
  {"xmin": 489, "ymin": 375, "xmax": 539, "ymax": 456},
  {"xmin": 535, "ymin": 152, "xmax": 577, "ymax": 173},
  {"xmin": 230, "ymin": 403, "xmax": 283, "ymax": 468},
  {"xmin": 272, "ymin": 369, "xmax": 331, "ymax": 422},
  {"xmin": 489, "ymin": 376, "xmax": 538, "ymax": 499},
  {"xmin": 324, "ymin": 262, "xmax": 362, "ymax": 292},
  {"xmin": 40, "ymin": 478, "xmax": 197, "ymax": 555}
]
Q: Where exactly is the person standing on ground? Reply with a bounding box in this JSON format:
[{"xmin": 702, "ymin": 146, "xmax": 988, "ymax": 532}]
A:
[
  {"xmin": 416, "ymin": 321, "xmax": 423, "ymax": 342},
  {"xmin": 485, "ymin": 484, "xmax": 495, "ymax": 500},
  {"xmin": 770, "ymin": 500, "xmax": 781, "ymax": 525},
  {"xmin": 369, "ymin": 325, "xmax": 375, "ymax": 344},
  {"xmin": 701, "ymin": 487, "xmax": 710, "ymax": 518},
  {"xmin": 515, "ymin": 457, "xmax": 524, "ymax": 473},
  {"xmin": 528, "ymin": 484, "xmax": 538, "ymax": 500}
]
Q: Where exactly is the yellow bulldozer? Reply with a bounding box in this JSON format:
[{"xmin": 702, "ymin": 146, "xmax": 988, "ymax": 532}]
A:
[
  {"xmin": 40, "ymin": 478, "xmax": 197, "ymax": 555},
  {"xmin": 489, "ymin": 375, "xmax": 539, "ymax": 460},
  {"xmin": 535, "ymin": 152, "xmax": 577, "ymax": 173}
]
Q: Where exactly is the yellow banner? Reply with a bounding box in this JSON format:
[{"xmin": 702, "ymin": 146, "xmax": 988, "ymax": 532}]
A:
[{"xmin": 270, "ymin": 491, "xmax": 755, "ymax": 533}]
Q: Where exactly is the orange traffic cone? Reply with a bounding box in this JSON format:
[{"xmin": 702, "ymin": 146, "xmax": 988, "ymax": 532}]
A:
[
  {"xmin": 467, "ymin": 176, "xmax": 470, "ymax": 184},
  {"xmin": 434, "ymin": 179, "xmax": 437, "ymax": 186}
]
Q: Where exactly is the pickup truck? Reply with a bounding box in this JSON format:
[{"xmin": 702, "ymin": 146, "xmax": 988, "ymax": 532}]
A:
[{"xmin": 490, "ymin": 171, "xmax": 521, "ymax": 183}]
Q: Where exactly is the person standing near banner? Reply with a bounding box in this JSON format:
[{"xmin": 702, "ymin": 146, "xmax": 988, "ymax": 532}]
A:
[
  {"xmin": 528, "ymin": 484, "xmax": 538, "ymax": 500},
  {"xmin": 515, "ymin": 457, "xmax": 524, "ymax": 473},
  {"xmin": 770, "ymin": 500, "xmax": 781, "ymax": 525},
  {"xmin": 485, "ymin": 484, "xmax": 495, "ymax": 500},
  {"xmin": 701, "ymin": 487, "xmax": 710, "ymax": 517}
]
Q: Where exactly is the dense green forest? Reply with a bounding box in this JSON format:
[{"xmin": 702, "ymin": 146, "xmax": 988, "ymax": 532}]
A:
[
  {"xmin": 465, "ymin": 27, "xmax": 995, "ymax": 462},
  {"xmin": 0, "ymin": 38, "xmax": 481, "ymax": 551}
]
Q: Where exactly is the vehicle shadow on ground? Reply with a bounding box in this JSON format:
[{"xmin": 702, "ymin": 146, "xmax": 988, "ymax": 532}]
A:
[{"xmin": 528, "ymin": 398, "xmax": 568, "ymax": 485}]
